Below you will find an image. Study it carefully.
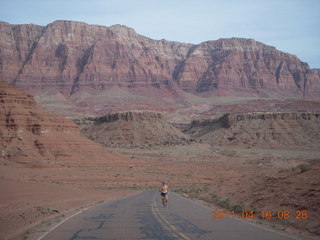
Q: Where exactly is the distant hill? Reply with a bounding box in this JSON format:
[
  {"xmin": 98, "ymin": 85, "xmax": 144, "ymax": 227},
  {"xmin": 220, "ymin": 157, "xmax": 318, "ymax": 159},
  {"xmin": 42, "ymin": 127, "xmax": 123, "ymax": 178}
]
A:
[
  {"xmin": 186, "ymin": 112, "xmax": 320, "ymax": 149},
  {"xmin": 76, "ymin": 111, "xmax": 190, "ymax": 148}
]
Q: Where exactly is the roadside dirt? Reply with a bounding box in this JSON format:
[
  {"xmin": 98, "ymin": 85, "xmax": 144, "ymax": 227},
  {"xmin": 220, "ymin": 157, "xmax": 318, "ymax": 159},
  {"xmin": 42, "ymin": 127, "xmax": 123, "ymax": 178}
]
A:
[{"xmin": 1, "ymin": 142, "xmax": 319, "ymax": 240}]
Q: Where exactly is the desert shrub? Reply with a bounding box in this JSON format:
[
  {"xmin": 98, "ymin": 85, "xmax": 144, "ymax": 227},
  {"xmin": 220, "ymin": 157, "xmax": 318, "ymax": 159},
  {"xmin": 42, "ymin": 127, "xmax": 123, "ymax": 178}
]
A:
[
  {"xmin": 296, "ymin": 163, "xmax": 310, "ymax": 173},
  {"xmin": 278, "ymin": 168, "xmax": 291, "ymax": 173},
  {"xmin": 221, "ymin": 199, "xmax": 231, "ymax": 208},
  {"xmin": 231, "ymin": 204, "xmax": 244, "ymax": 212}
]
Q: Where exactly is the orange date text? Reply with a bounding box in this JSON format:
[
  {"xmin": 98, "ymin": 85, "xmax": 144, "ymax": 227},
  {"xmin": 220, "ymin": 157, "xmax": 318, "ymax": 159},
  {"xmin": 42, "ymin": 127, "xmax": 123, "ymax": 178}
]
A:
[{"xmin": 212, "ymin": 210, "xmax": 308, "ymax": 220}]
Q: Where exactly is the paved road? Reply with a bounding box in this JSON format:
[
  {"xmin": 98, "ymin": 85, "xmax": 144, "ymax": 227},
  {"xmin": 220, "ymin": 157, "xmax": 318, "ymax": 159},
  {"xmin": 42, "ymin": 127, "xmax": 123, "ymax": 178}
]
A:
[{"xmin": 38, "ymin": 191, "xmax": 304, "ymax": 240}]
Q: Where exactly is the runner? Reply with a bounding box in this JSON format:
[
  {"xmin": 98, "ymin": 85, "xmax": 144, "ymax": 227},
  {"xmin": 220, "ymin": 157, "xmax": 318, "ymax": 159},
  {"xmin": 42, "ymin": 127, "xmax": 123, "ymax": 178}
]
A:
[{"xmin": 159, "ymin": 181, "xmax": 169, "ymax": 207}]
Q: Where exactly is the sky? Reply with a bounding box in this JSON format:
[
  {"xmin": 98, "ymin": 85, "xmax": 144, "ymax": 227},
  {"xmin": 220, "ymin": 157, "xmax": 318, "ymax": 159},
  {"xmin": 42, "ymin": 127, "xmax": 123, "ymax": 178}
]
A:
[{"xmin": 1, "ymin": 0, "xmax": 319, "ymax": 68}]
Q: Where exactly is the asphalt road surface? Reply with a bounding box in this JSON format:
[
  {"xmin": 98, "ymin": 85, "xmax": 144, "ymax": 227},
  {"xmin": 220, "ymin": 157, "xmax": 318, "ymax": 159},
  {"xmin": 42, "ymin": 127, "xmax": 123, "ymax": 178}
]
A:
[{"xmin": 38, "ymin": 191, "xmax": 304, "ymax": 240}]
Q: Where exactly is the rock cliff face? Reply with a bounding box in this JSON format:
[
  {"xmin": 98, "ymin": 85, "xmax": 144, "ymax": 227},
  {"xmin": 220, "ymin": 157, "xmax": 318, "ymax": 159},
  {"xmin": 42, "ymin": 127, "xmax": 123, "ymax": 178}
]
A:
[
  {"xmin": 179, "ymin": 39, "xmax": 320, "ymax": 98},
  {"xmin": 0, "ymin": 81, "xmax": 116, "ymax": 164},
  {"xmin": 0, "ymin": 21, "xmax": 191, "ymax": 96},
  {"xmin": 1, "ymin": 20, "xmax": 320, "ymax": 100}
]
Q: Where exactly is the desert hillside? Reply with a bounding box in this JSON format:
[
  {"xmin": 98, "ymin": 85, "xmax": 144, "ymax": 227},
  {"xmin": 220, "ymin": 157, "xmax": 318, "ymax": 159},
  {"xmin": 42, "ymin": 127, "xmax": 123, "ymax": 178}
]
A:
[
  {"xmin": 186, "ymin": 112, "xmax": 320, "ymax": 149},
  {"xmin": 77, "ymin": 111, "xmax": 190, "ymax": 148},
  {"xmin": 0, "ymin": 80, "xmax": 123, "ymax": 165},
  {"xmin": 78, "ymin": 110, "xmax": 320, "ymax": 152}
]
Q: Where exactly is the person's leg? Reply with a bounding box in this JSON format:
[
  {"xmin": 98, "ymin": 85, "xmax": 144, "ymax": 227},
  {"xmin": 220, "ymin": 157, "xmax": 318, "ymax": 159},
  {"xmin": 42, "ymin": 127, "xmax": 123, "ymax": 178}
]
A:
[{"xmin": 161, "ymin": 195, "xmax": 165, "ymax": 206}]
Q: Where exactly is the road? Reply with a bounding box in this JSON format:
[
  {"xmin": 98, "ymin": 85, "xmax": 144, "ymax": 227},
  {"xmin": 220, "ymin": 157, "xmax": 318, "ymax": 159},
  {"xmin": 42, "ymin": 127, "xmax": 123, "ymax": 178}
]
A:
[{"xmin": 38, "ymin": 191, "xmax": 304, "ymax": 240}]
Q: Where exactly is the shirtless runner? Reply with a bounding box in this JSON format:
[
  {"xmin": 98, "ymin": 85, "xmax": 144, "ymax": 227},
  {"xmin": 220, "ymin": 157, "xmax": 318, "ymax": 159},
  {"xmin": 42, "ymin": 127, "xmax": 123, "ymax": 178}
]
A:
[{"xmin": 159, "ymin": 181, "xmax": 169, "ymax": 207}]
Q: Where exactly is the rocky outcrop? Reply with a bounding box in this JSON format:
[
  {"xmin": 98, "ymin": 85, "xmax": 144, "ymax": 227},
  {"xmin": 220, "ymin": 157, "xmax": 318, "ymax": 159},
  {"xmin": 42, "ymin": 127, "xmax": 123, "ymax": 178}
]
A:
[
  {"xmin": 187, "ymin": 112, "xmax": 320, "ymax": 148},
  {"xmin": 95, "ymin": 111, "xmax": 163, "ymax": 123},
  {"xmin": 0, "ymin": 20, "xmax": 320, "ymax": 100},
  {"xmin": 0, "ymin": 81, "xmax": 114, "ymax": 164},
  {"xmin": 77, "ymin": 111, "xmax": 190, "ymax": 148}
]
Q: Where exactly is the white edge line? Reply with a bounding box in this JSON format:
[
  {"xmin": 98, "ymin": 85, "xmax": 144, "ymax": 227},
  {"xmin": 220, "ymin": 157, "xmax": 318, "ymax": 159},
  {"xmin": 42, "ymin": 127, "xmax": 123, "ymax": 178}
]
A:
[
  {"xmin": 36, "ymin": 204, "xmax": 95, "ymax": 240},
  {"xmin": 36, "ymin": 191, "xmax": 143, "ymax": 240}
]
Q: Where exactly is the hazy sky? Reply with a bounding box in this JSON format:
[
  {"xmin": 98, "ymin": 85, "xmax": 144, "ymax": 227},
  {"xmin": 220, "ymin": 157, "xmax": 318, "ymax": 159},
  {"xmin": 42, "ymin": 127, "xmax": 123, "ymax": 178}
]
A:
[{"xmin": 1, "ymin": 0, "xmax": 319, "ymax": 68}]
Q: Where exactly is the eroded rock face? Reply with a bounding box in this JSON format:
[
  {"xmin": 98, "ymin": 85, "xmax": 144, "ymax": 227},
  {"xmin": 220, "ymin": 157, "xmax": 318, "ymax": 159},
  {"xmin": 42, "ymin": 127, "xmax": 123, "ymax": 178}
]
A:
[
  {"xmin": 0, "ymin": 21, "xmax": 191, "ymax": 96},
  {"xmin": 77, "ymin": 111, "xmax": 190, "ymax": 148},
  {"xmin": 179, "ymin": 39, "xmax": 319, "ymax": 97},
  {"xmin": 0, "ymin": 20, "xmax": 319, "ymax": 99},
  {"xmin": 0, "ymin": 81, "xmax": 95, "ymax": 163}
]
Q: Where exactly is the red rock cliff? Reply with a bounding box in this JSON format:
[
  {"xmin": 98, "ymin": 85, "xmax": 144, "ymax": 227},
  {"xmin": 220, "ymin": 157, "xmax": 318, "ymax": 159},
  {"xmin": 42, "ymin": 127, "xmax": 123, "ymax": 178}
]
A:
[
  {"xmin": 0, "ymin": 20, "xmax": 319, "ymax": 99},
  {"xmin": 0, "ymin": 80, "xmax": 117, "ymax": 164}
]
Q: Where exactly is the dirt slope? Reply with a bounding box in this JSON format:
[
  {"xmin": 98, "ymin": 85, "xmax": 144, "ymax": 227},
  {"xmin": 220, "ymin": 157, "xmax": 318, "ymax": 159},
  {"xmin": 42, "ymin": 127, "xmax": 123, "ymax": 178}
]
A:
[
  {"xmin": 187, "ymin": 112, "xmax": 320, "ymax": 149},
  {"xmin": 0, "ymin": 80, "xmax": 127, "ymax": 165},
  {"xmin": 77, "ymin": 111, "xmax": 190, "ymax": 148}
]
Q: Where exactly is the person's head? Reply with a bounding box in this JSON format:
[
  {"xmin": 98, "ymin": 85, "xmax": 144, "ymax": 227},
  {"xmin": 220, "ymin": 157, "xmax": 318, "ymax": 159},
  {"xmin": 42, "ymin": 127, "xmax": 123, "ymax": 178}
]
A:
[{"xmin": 162, "ymin": 181, "xmax": 166, "ymax": 185}]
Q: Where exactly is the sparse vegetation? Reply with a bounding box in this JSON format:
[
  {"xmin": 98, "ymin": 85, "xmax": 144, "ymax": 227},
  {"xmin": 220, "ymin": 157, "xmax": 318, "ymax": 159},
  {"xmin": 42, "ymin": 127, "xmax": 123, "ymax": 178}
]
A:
[
  {"xmin": 231, "ymin": 204, "xmax": 245, "ymax": 212},
  {"xmin": 279, "ymin": 163, "xmax": 312, "ymax": 173},
  {"xmin": 278, "ymin": 168, "xmax": 292, "ymax": 173},
  {"xmin": 296, "ymin": 163, "xmax": 311, "ymax": 173},
  {"xmin": 176, "ymin": 186, "xmax": 248, "ymax": 213}
]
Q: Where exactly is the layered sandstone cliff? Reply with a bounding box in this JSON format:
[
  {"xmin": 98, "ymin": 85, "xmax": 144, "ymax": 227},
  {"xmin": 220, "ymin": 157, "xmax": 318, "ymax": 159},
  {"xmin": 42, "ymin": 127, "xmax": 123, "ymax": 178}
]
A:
[
  {"xmin": 0, "ymin": 81, "xmax": 116, "ymax": 164},
  {"xmin": 178, "ymin": 39, "xmax": 320, "ymax": 98},
  {"xmin": 1, "ymin": 20, "xmax": 319, "ymax": 100}
]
